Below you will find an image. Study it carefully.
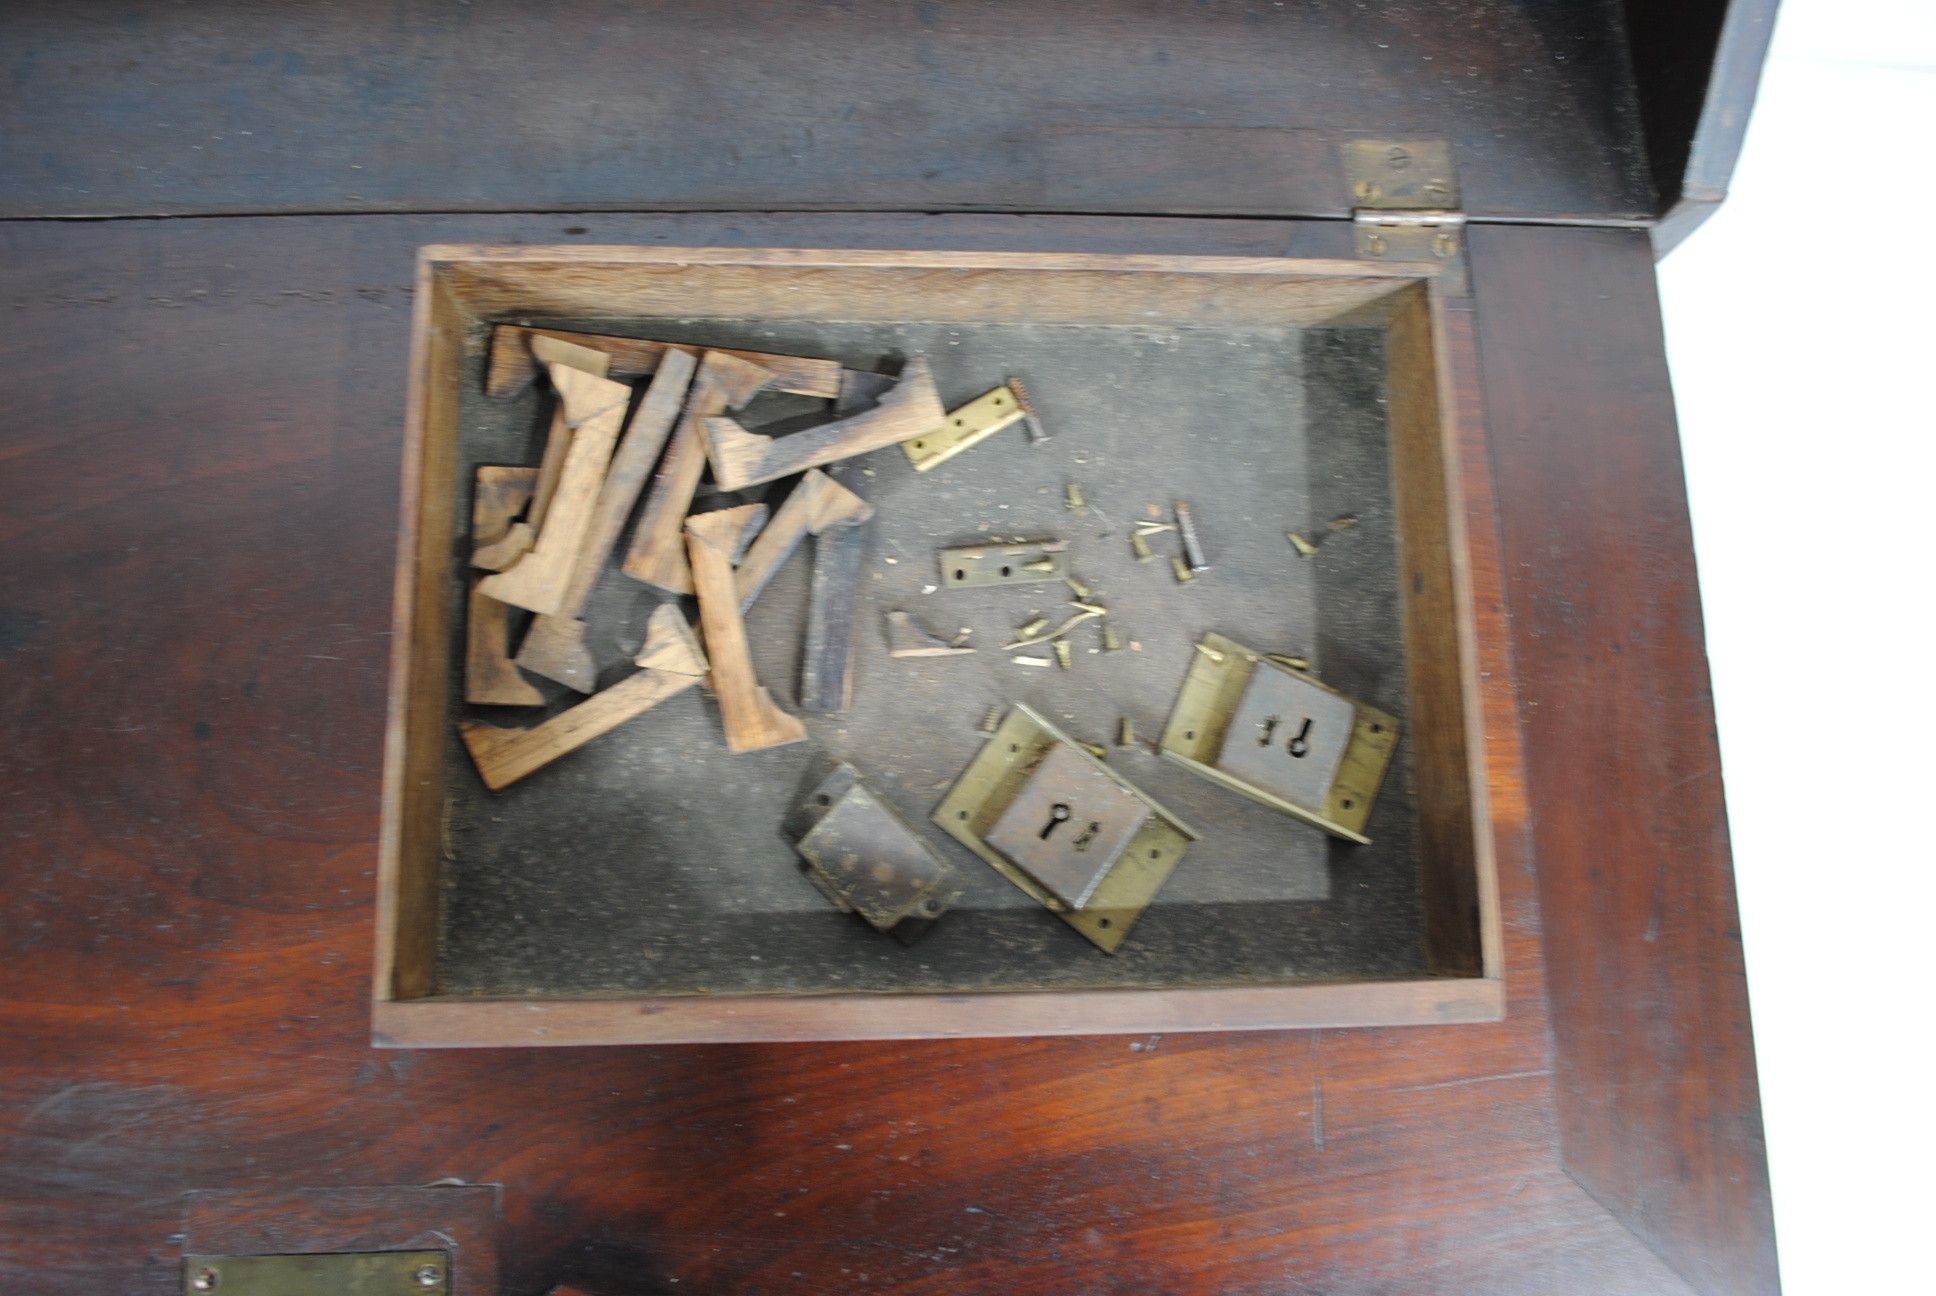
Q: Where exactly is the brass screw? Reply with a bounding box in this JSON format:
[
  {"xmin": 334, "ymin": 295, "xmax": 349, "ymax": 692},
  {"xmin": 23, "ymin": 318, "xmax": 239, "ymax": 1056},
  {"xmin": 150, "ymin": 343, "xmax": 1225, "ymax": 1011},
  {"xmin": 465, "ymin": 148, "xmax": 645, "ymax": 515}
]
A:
[
  {"xmin": 190, "ymin": 1268, "xmax": 221, "ymax": 1293},
  {"xmin": 415, "ymin": 1263, "xmax": 445, "ymax": 1288},
  {"xmin": 1365, "ymin": 233, "xmax": 1388, "ymax": 256},
  {"xmin": 981, "ymin": 704, "xmax": 1003, "ymax": 733}
]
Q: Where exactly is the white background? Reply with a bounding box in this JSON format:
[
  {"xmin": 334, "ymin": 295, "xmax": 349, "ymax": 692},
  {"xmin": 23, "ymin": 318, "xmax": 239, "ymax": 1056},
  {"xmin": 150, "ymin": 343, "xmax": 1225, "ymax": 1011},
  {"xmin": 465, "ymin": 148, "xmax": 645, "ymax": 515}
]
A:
[{"xmin": 1656, "ymin": 0, "xmax": 1936, "ymax": 1289}]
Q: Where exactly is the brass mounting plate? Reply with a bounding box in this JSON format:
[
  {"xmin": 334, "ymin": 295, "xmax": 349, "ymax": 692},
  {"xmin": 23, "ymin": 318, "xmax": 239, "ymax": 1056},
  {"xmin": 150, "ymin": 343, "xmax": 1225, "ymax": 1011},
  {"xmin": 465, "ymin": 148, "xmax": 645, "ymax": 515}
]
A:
[
  {"xmin": 983, "ymin": 742, "xmax": 1151, "ymax": 911},
  {"xmin": 786, "ymin": 763, "xmax": 962, "ymax": 934},
  {"xmin": 1353, "ymin": 212, "xmax": 1469, "ymax": 296},
  {"xmin": 1159, "ymin": 633, "xmax": 1399, "ymax": 843},
  {"xmin": 937, "ymin": 540, "xmax": 1069, "ymax": 589},
  {"xmin": 901, "ymin": 385, "xmax": 1026, "ymax": 472},
  {"xmin": 182, "ymin": 1251, "xmax": 448, "ymax": 1296},
  {"xmin": 932, "ymin": 703, "xmax": 1197, "ymax": 953},
  {"xmin": 1342, "ymin": 138, "xmax": 1460, "ymax": 210}
]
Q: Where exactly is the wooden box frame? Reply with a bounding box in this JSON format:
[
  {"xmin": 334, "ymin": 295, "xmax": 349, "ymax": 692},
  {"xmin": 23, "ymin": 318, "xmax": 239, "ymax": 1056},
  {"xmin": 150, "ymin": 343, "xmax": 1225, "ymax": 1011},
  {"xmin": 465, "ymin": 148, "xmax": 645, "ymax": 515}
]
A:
[{"xmin": 374, "ymin": 245, "xmax": 1506, "ymax": 1047}]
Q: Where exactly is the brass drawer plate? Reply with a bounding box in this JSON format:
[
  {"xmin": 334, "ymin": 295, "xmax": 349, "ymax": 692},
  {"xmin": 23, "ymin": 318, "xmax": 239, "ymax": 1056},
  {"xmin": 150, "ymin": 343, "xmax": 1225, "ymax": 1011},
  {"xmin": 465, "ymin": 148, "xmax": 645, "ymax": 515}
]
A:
[
  {"xmin": 983, "ymin": 742, "xmax": 1152, "ymax": 911},
  {"xmin": 184, "ymin": 1251, "xmax": 448, "ymax": 1296},
  {"xmin": 933, "ymin": 703, "xmax": 1197, "ymax": 952},
  {"xmin": 936, "ymin": 540, "xmax": 1069, "ymax": 588},
  {"xmin": 787, "ymin": 762, "xmax": 963, "ymax": 935},
  {"xmin": 1159, "ymin": 633, "xmax": 1400, "ymax": 843}
]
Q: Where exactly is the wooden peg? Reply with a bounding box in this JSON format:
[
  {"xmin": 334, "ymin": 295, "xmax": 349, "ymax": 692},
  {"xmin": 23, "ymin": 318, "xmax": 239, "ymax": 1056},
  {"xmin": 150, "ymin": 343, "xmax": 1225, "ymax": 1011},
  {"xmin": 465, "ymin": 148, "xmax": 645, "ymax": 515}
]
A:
[
  {"xmin": 460, "ymin": 605, "xmax": 708, "ymax": 791},
  {"xmin": 887, "ymin": 611, "xmax": 975, "ymax": 657},
  {"xmin": 466, "ymin": 580, "xmax": 544, "ymax": 706},
  {"xmin": 487, "ymin": 324, "xmax": 841, "ymax": 402},
  {"xmin": 700, "ymin": 356, "xmax": 945, "ymax": 491},
  {"xmin": 471, "ymin": 522, "xmax": 535, "ymax": 572},
  {"xmin": 732, "ymin": 468, "xmax": 875, "ymax": 612},
  {"xmin": 471, "ymin": 465, "xmax": 538, "ymax": 550},
  {"xmin": 525, "ymin": 338, "xmax": 612, "ymax": 530},
  {"xmin": 516, "ymin": 349, "xmax": 699, "ymax": 691},
  {"xmin": 465, "ymin": 465, "xmax": 544, "ymax": 705},
  {"xmin": 621, "ymin": 350, "xmax": 780, "ymax": 596},
  {"xmin": 478, "ymin": 364, "xmax": 631, "ymax": 616},
  {"xmin": 797, "ymin": 379, "xmax": 886, "ymax": 714},
  {"xmin": 686, "ymin": 506, "xmax": 808, "ymax": 754},
  {"xmin": 528, "ymin": 332, "xmax": 614, "ymax": 378}
]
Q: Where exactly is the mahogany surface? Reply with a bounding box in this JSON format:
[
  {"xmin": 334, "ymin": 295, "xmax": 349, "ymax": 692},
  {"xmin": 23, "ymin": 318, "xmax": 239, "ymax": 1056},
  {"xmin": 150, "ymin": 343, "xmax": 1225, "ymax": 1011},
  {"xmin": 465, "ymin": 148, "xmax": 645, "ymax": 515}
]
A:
[
  {"xmin": 0, "ymin": 212, "xmax": 1772, "ymax": 1293},
  {"xmin": 0, "ymin": 0, "xmax": 1652, "ymax": 223}
]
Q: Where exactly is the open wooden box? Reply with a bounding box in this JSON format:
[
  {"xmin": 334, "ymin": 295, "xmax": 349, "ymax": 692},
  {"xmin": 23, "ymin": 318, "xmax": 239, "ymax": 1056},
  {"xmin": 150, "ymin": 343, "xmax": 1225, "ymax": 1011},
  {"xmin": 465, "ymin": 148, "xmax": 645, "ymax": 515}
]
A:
[{"xmin": 374, "ymin": 246, "xmax": 1504, "ymax": 1046}]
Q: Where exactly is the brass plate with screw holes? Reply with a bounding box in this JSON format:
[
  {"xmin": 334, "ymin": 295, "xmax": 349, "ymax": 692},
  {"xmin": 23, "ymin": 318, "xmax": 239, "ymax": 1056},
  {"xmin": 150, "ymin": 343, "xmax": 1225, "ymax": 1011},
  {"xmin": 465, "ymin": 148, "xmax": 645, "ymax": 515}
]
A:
[
  {"xmin": 786, "ymin": 762, "xmax": 963, "ymax": 933},
  {"xmin": 900, "ymin": 385, "xmax": 1027, "ymax": 472},
  {"xmin": 932, "ymin": 703, "xmax": 1197, "ymax": 953},
  {"xmin": 937, "ymin": 540, "xmax": 1070, "ymax": 589},
  {"xmin": 183, "ymin": 1251, "xmax": 449, "ymax": 1296},
  {"xmin": 1341, "ymin": 137, "xmax": 1460, "ymax": 210},
  {"xmin": 1159, "ymin": 632, "xmax": 1400, "ymax": 843},
  {"xmin": 983, "ymin": 742, "xmax": 1151, "ymax": 911}
]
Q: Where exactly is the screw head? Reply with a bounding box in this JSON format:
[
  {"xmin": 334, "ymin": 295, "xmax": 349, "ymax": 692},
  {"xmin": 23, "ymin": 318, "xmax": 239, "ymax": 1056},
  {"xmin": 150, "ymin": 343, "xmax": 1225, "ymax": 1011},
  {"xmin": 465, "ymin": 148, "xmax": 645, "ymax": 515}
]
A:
[
  {"xmin": 415, "ymin": 1263, "xmax": 445, "ymax": 1288},
  {"xmin": 190, "ymin": 1267, "xmax": 221, "ymax": 1292}
]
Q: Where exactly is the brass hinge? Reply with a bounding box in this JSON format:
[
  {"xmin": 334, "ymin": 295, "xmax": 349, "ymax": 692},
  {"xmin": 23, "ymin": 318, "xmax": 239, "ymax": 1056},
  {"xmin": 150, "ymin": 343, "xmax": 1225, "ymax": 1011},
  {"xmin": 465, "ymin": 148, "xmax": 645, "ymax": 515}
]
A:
[
  {"xmin": 184, "ymin": 1250, "xmax": 449, "ymax": 1295},
  {"xmin": 1343, "ymin": 138, "xmax": 1469, "ymax": 296}
]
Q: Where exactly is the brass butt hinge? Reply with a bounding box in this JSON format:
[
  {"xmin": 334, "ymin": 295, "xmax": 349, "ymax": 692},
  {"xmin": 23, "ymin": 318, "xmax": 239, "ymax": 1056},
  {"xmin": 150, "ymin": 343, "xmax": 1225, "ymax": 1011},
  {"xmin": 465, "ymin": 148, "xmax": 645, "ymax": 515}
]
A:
[{"xmin": 1344, "ymin": 138, "xmax": 1469, "ymax": 297}]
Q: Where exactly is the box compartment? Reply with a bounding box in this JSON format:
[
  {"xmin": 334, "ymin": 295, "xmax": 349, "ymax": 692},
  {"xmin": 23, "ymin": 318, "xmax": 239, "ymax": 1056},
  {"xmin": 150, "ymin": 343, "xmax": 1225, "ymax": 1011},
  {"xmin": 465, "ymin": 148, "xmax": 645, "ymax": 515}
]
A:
[{"xmin": 375, "ymin": 247, "xmax": 1501, "ymax": 1045}]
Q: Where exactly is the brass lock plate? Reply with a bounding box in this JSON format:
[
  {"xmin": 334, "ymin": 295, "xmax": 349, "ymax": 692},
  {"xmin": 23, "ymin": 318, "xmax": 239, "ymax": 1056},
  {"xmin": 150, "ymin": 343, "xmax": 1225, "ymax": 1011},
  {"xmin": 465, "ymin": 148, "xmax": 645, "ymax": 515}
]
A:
[
  {"xmin": 983, "ymin": 742, "xmax": 1151, "ymax": 911},
  {"xmin": 1217, "ymin": 664, "xmax": 1357, "ymax": 810},
  {"xmin": 937, "ymin": 540, "xmax": 1069, "ymax": 588},
  {"xmin": 183, "ymin": 1251, "xmax": 448, "ymax": 1296},
  {"xmin": 933, "ymin": 703, "xmax": 1197, "ymax": 953},
  {"xmin": 901, "ymin": 385, "xmax": 1026, "ymax": 472},
  {"xmin": 1159, "ymin": 633, "xmax": 1399, "ymax": 843},
  {"xmin": 788, "ymin": 763, "xmax": 962, "ymax": 932}
]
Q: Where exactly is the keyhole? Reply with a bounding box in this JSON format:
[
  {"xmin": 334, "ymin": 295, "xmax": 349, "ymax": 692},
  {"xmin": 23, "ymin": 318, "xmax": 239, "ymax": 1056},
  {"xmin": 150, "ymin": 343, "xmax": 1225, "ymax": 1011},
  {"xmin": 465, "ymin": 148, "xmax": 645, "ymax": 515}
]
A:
[
  {"xmin": 1039, "ymin": 803, "xmax": 1072, "ymax": 840},
  {"xmin": 1072, "ymin": 821, "xmax": 1102, "ymax": 852},
  {"xmin": 1287, "ymin": 717, "xmax": 1314, "ymax": 758},
  {"xmin": 1258, "ymin": 715, "xmax": 1280, "ymax": 747}
]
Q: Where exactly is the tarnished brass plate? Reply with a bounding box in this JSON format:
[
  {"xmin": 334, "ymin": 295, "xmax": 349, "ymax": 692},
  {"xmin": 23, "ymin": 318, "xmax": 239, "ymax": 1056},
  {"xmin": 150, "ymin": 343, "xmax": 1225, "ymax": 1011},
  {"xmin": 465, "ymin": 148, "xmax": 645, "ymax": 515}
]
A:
[
  {"xmin": 984, "ymin": 742, "xmax": 1151, "ymax": 911},
  {"xmin": 182, "ymin": 1251, "xmax": 448, "ymax": 1296},
  {"xmin": 1159, "ymin": 632, "xmax": 1399, "ymax": 842},
  {"xmin": 1219, "ymin": 665, "xmax": 1358, "ymax": 809},
  {"xmin": 937, "ymin": 540, "xmax": 1069, "ymax": 588},
  {"xmin": 932, "ymin": 703, "xmax": 1196, "ymax": 953},
  {"xmin": 787, "ymin": 763, "xmax": 962, "ymax": 933},
  {"xmin": 901, "ymin": 385, "xmax": 1026, "ymax": 472},
  {"xmin": 1342, "ymin": 137, "xmax": 1460, "ymax": 209}
]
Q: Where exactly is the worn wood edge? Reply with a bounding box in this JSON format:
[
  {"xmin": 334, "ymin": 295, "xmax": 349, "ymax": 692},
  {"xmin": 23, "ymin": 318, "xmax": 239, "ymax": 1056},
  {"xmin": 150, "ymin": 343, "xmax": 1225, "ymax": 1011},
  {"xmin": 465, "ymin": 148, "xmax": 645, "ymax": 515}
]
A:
[
  {"xmin": 1432, "ymin": 291, "xmax": 1511, "ymax": 980},
  {"xmin": 418, "ymin": 244, "xmax": 1427, "ymax": 281},
  {"xmin": 370, "ymin": 975, "xmax": 1505, "ymax": 1047},
  {"xmin": 376, "ymin": 253, "xmax": 465, "ymax": 1004},
  {"xmin": 1386, "ymin": 281, "xmax": 1488, "ymax": 977}
]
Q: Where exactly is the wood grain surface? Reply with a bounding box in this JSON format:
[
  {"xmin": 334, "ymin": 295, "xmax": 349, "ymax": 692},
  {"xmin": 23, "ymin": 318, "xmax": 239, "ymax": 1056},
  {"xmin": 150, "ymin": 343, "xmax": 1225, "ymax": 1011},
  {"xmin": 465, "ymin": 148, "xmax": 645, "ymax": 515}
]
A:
[
  {"xmin": 0, "ymin": 212, "xmax": 1768, "ymax": 1294},
  {"xmin": 1466, "ymin": 223, "xmax": 1778, "ymax": 1295},
  {"xmin": 0, "ymin": 0, "xmax": 1654, "ymax": 223}
]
